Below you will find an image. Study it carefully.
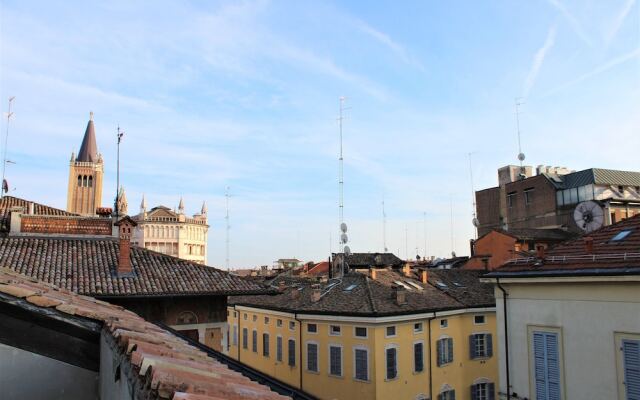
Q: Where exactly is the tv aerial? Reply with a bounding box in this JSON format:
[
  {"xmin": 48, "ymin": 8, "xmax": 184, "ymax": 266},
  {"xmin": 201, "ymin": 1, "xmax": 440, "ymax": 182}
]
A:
[{"xmin": 573, "ymin": 201, "xmax": 604, "ymax": 233}]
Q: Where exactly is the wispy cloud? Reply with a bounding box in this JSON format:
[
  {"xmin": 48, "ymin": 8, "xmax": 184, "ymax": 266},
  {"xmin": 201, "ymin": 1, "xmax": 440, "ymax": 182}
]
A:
[
  {"xmin": 523, "ymin": 25, "xmax": 557, "ymax": 98},
  {"xmin": 605, "ymin": 0, "xmax": 636, "ymax": 45},
  {"xmin": 543, "ymin": 47, "xmax": 640, "ymax": 96},
  {"xmin": 548, "ymin": 0, "xmax": 592, "ymax": 46},
  {"xmin": 354, "ymin": 19, "xmax": 425, "ymax": 71}
]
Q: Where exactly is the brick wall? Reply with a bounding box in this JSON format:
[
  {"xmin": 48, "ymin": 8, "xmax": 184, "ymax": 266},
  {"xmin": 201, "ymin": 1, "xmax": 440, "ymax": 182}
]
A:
[
  {"xmin": 20, "ymin": 215, "xmax": 112, "ymax": 236},
  {"xmin": 504, "ymin": 174, "xmax": 559, "ymax": 230},
  {"xmin": 476, "ymin": 187, "xmax": 502, "ymax": 236}
]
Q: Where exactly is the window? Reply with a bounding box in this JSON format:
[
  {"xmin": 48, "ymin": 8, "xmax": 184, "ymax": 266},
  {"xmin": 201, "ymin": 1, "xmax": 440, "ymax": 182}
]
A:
[
  {"xmin": 77, "ymin": 175, "xmax": 82, "ymax": 187},
  {"xmin": 438, "ymin": 389, "xmax": 455, "ymax": 400},
  {"xmin": 354, "ymin": 348, "xmax": 369, "ymax": 381},
  {"xmin": 440, "ymin": 319, "xmax": 448, "ymax": 328},
  {"xmin": 470, "ymin": 333, "xmax": 493, "ymax": 359},
  {"xmin": 470, "ymin": 382, "xmax": 495, "ymax": 400},
  {"xmin": 414, "ymin": 322, "xmax": 423, "ymax": 333},
  {"xmin": 385, "ymin": 347, "xmax": 398, "ymax": 380},
  {"xmin": 414, "ymin": 342, "xmax": 424, "ymax": 373},
  {"xmin": 474, "ymin": 315, "xmax": 486, "ymax": 325},
  {"xmin": 262, "ymin": 333, "xmax": 270, "ymax": 357},
  {"xmin": 242, "ymin": 328, "xmax": 248, "ymax": 349},
  {"xmin": 276, "ymin": 336, "xmax": 283, "ymax": 362},
  {"xmin": 533, "ymin": 331, "xmax": 561, "ymax": 400},
  {"xmin": 252, "ymin": 330, "xmax": 258, "ymax": 352},
  {"xmin": 277, "ymin": 319, "xmax": 283, "ymax": 327},
  {"xmin": 88, "ymin": 176, "xmax": 93, "ymax": 187},
  {"xmin": 354, "ymin": 326, "xmax": 368, "ymax": 338},
  {"xmin": 289, "ymin": 321, "xmax": 296, "ymax": 331},
  {"xmin": 264, "ymin": 316, "xmax": 270, "ymax": 324},
  {"xmin": 307, "ymin": 342, "xmax": 318, "ymax": 372},
  {"xmin": 288, "ymin": 339, "xmax": 296, "ymax": 366},
  {"xmin": 386, "ymin": 326, "xmax": 397, "ymax": 337},
  {"xmin": 232, "ymin": 326, "xmax": 238, "ymax": 346},
  {"xmin": 307, "ymin": 323, "xmax": 318, "ymax": 333},
  {"xmin": 621, "ymin": 338, "xmax": 640, "ymax": 400},
  {"xmin": 243, "ymin": 313, "xmax": 247, "ymax": 320},
  {"xmin": 507, "ymin": 192, "xmax": 516, "ymax": 208},
  {"xmin": 252, "ymin": 315, "xmax": 257, "ymax": 322},
  {"xmin": 611, "ymin": 230, "xmax": 633, "ymax": 242},
  {"xmin": 437, "ymin": 337, "xmax": 454, "ymax": 366},
  {"xmin": 176, "ymin": 311, "xmax": 197, "ymax": 325},
  {"xmin": 330, "ymin": 325, "xmax": 341, "ymax": 336},
  {"xmin": 329, "ymin": 345, "xmax": 342, "ymax": 376},
  {"xmin": 524, "ymin": 188, "xmax": 534, "ymax": 205}
]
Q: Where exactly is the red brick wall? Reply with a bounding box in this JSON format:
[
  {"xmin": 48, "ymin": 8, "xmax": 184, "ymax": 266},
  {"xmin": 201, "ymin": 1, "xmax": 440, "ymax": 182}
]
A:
[
  {"xmin": 504, "ymin": 175, "xmax": 559, "ymax": 229},
  {"xmin": 465, "ymin": 230, "xmax": 517, "ymax": 270},
  {"xmin": 476, "ymin": 187, "xmax": 502, "ymax": 236},
  {"xmin": 21, "ymin": 215, "xmax": 112, "ymax": 235}
]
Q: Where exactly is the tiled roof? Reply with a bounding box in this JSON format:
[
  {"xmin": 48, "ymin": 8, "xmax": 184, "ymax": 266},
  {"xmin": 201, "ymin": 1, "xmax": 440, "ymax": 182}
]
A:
[
  {"xmin": 338, "ymin": 252, "xmax": 404, "ymax": 268},
  {"xmin": 229, "ymin": 269, "xmax": 494, "ymax": 317},
  {"xmin": 0, "ymin": 195, "xmax": 77, "ymax": 232},
  {"xmin": 0, "ymin": 269, "xmax": 289, "ymax": 400},
  {"xmin": 0, "ymin": 236, "xmax": 269, "ymax": 297},
  {"xmin": 489, "ymin": 214, "xmax": 640, "ymax": 277}
]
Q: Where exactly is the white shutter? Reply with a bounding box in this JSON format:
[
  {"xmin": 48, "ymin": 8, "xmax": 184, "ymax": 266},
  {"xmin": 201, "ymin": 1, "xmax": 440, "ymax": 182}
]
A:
[
  {"xmin": 533, "ymin": 331, "xmax": 561, "ymax": 400},
  {"xmin": 623, "ymin": 339, "xmax": 640, "ymax": 400}
]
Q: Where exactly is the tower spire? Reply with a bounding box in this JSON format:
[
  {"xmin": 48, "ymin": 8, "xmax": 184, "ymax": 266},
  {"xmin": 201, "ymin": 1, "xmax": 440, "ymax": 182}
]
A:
[{"xmin": 77, "ymin": 112, "xmax": 98, "ymax": 162}]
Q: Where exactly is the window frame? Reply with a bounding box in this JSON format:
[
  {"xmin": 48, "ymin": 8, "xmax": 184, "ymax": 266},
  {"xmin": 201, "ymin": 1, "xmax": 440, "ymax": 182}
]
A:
[
  {"xmin": 440, "ymin": 319, "xmax": 448, "ymax": 329},
  {"xmin": 437, "ymin": 336, "xmax": 454, "ymax": 366},
  {"xmin": 385, "ymin": 344, "xmax": 399, "ymax": 381},
  {"xmin": 277, "ymin": 319, "xmax": 283, "ymax": 328},
  {"xmin": 413, "ymin": 340, "xmax": 425, "ymax": 374},
  {"xmin": 262, "ymin": 332, "xmax": 270, "ymax": 357},
  {"xmin": 252, "ymin": 329, "xmax": 258, "ymax": 353},
  {"xmin": 527, "ymin": 325, "xmax": 565, "ymax": 400},
  {"xmin": 385, "ymin": 325, "xmax": 397, "ymax": 338},
  {"xmin": 470, "ymin": 332, "xmax": 493, "ymax": 359},
  {"xmin": 524, "ymin": 188, "xmax": 534, "ymax": 205},
  {"xmin": 354, "ymin": 326, "xmax": 368, "ymax": 339},
  {"xmin": 414, "ymin": 322, "xmax": 424, "ymax": 333},
  {"xmin": 329, "ymin": 325, "xmax": 342, "ymax": 336},
  {"xmin": 353, "ymin": 346, "xmax": 370, "ymax": 382},
  {"xmin": 242, "ymin": 328, "xmax": 248, "ymax": 349},
  {"xmin": 276, "ymin": 335, "xmax": 283, "ymax": 362},
  {"xmin": 288, "ymin": 338, "xmax": 296, "ymax": 367},
  {"xmin": 307, "ymin": 323, "xmax": 318, "ymax": 334},
  {"xmin": 306, "ymin": 341, "xmax": 320, "ymax": 373},
  {"xmin": 474, "ymin": 315, "xmax": 486, "ymax": 325},
  {"xmin": 328, "ymin": 344, "xmax": 343, "ymax": 377},
  {"xmin": 289, "ymin": 321, "xmax": 296, "ymax": 331}
]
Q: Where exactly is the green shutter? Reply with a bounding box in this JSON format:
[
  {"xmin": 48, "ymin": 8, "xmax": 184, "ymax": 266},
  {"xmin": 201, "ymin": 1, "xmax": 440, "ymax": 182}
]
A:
[
  {"xmin": 469, "ymin": 335, "xmax": 476, "ymax": 359},
  {"xmin": 486, "ymin": 334, "xmax": 493, "ymax": 357}
]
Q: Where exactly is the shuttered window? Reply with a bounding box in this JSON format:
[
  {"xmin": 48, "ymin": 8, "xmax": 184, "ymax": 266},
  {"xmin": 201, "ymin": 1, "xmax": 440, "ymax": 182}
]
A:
[
  {"xmin": 437, "ymin": 338, "xmax": 454, "ymax": 366},
  {"xmin": 533, "ymin": 331, "xmax": 561, "ymax": 400},
  {"xmin": 469, "ymin": 333, "xmax": 493, "ymax": 359},
  {"xmin": 262, "ymin": 333, "xmax": 270, "ymax": 357},
  {"xmin": 232, "ymin": 326, "xmax": 237, "ymax": 346},
  {"xmin": 438, "ymin": 389, "xmax": 456, "ymax": 400},
  {"xmin": 414, "ymin": 342, "xmax": 424, "ymax": 373},
  {"xmin": 329, "ymin": 345, "xmax": 342, "ymax": 376},
  {"xmin": 386, "ymin": 347, "xmax": 397, "ymax": 380},
  {"xmin": 355, "ymin": 348, "xmax": 368, "ymax": 381},
  {"xmin": 470, "ymin": 382, "xmax": 495, "ymax": 400},
  {"xmin": 622, "ymin": 339, "xmax": 640, "ymax": 400},
  {"xmin": 242, "ymin": 328, "xmax": 248, "ymax": 349},
  {"xmin": 252, "ymin": 330, "xmax": 258, "ymax": 352},
  {"xmin": 276, "ymin": 336, "xmax": 283, "ymax": 362},
  {"xmin": 307, "ymin": 343, "xmax": 318, "ymax": 372},
  {"xmin": 288, "ymin": 339, "xmax": 296, "ymax": 366}
]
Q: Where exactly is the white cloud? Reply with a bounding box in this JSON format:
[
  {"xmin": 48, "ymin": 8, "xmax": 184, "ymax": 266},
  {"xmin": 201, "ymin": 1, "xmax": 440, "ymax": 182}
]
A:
[
  {"xmin": 354, "ymin": 19, "xmax": 425, "ymax": 71},
  {"xmin": 605, "ymin": 0, "xmax": 636, "ymax": 45},
  {"xmin": 523, "ymin": 25, "xmax": 557, "ymax": 98},
  {"xmin": 548, "ymin": 0, "xmax": 592, "ymax": 46}
]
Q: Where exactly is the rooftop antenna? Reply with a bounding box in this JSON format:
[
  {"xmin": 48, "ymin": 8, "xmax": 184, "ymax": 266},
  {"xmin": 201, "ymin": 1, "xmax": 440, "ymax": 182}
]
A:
[
  {"xmin": 515, "ymin": 98, "xmax": 526, "ymax": 175},
  {"xmin": 450, "ymin": 195, "xmax": 455, "ymax": 257},
  {"xmin": 404, "ymin": 223, "xmax": 408, "ymax": 261},
  {"xmin": 468, "ymin": 152, "xmax": 479, "ymax": 239},
  {"xmin": 337, "ymin": 96, "xmax": 351, "ymax": 277},
  {"xmin": 225, "ymin": 186, "xmax": 231, "ymax": 272},
  {"xmin": 115, "ymin": 121, "xmax": 124, "ymax": 217},
  {"xmin": 415, "ymin": 220, "xmax": 419, "ymax": 259},
  {"xmin": 382, "ymin": 198, "xmax": 388, "ymax": 252},
  {"xmin": 2, "ymin": 97, "xmax": 16, "ymax": 198},
  {"xmin": 423, "ymin": 211, "xmax": 427, "ymax": 260}
]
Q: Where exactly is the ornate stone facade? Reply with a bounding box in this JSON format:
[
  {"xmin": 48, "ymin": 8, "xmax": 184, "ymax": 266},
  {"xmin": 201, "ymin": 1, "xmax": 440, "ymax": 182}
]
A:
[{"xmin": 131, "ymin": 197, "xmax": 209, "ymax": 264}]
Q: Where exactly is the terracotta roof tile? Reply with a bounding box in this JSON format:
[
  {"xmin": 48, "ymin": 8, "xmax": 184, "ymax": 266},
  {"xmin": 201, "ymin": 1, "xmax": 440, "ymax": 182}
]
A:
[{"xmin": 0, "ymin": 269, "xmax": 290, "ymax": 400}]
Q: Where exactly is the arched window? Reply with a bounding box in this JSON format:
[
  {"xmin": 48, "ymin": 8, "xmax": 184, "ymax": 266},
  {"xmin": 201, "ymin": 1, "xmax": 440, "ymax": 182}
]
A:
[
  {"xmin": 176, "ymin": 311, "xmax": 198, "ymax": 325},
  {"xmin": 77, "ymin": 175, "xmax": 82, "ymax": 187},
  {"xmin": 88, "ymin": 176, "xmax": 93, "ymax": 187},
  {"xmin": 82, "ymin": 175, "xmax": 88, "ymax": 187}
]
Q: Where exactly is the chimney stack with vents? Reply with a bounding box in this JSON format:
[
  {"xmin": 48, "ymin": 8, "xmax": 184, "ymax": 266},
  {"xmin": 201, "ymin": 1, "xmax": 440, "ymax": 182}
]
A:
[
  {"xmin": 115, "ymin": 217, "xmax": 137, "ymax": 276},
  {"xmin": 536, "ymin": 245, "xmax": 545, "ymax": 259},
  {"xmin": 395, "ymin": 286, "xmax": 407, "ymax": 305},
  {"xmin": 311, "ymin": 284, "xmax": 321, "ymax": 302},
  {"xmin": 371, "ymin": 269, "xmax": 377, "ymax": 280},
  {"xmin": 403, "ymin": 263, "xmax": 412, "ymax": 277},
  {"xmin": 584, "ymin": 237, "xmax": 594, "ymax": 254},
  {"xmin": 421, "ymin": 270, "xmax": 428, "ymax": 284}
]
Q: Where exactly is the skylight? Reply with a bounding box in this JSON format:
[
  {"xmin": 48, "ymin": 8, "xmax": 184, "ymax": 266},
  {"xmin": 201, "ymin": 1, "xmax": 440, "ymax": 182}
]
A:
[
  {"xmin": 453, "ymin": 282, "xmax": 465, "ymax": 288},
  {"xmin": 394, "ymin": 280, "xmax": 412, "ymax": 290},
  {"xmin": 435, "ymin": 281, "xmax": 448, "ymax": 289},
  {"xmin": 344, "ymin": 284, "xmax": 357, "ymax": 292},
  {"xmin": 610, "ymin": 230, "xmax": 632, "ymax": 242},
  {"xmin": 406, "ymin": 281, "xmax": 424, "ymax": 290}
]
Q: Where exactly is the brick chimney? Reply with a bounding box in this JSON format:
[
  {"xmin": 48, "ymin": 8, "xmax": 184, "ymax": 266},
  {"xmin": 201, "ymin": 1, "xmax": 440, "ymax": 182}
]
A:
[
  {"xmin": 403, "ymin": 263, "xmax": 412, "ymax": 277},
  {"xmin": 421, "ymin": 270, "xmax": 428, "ymax": 284},
  {"xmin": 311, "ymin": 284, "xmax": 322, "ymax": 302},
  {"xmin": 395, "ymin": 286, "xmax": 407, "ymax": 305},
  {"xmin": 115, "ymin": 216, "xmax": 137, "ymax": 276},
  {"xmin": 536, "ymin": 245, "xmax": 545, "ymax": 259},
  {"xmin": 291, "ymin": 288, "xmax": 301, "ymax": 300},
  {"xmin": 371, "ymin": 269, "xmax": 377, "ymax": 280},
  {"xmin": 278, "ymin": 280, "xmax": 286, "ymax": 292},
  {"xmin": 584, "ymin": 237, "xmax": 594, "ymax": 254}
]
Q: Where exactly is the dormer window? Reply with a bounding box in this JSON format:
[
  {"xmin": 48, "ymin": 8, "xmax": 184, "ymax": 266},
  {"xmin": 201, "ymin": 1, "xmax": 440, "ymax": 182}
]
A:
[{"xmin": 610, "ymin": 230, "xmax": 632, "ymax": 242}]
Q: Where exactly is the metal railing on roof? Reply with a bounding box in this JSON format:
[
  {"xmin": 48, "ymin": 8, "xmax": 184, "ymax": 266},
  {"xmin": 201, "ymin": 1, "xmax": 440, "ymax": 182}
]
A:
[{"xmin": 506, "ymin": 252, "xmax": 640, "ymax": 264}]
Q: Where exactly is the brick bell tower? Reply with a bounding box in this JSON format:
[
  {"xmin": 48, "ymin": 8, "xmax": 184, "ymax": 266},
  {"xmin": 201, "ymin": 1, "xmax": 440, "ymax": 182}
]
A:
[{"xmin": 66, "ymin": 112, "xmax": 104, "ymax": 215}]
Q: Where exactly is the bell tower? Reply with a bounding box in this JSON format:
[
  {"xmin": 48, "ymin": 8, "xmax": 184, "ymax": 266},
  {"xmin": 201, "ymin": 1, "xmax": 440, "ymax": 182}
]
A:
[{"xmin": 66, "ymin": 112, "xmax": 104, "ymax": 215}]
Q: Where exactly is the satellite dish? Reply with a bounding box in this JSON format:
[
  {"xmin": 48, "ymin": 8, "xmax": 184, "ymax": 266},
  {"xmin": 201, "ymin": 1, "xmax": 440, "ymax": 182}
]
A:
[
  {"xmin": 340, "ymin": 223, "xmax": 348, "ymax": 233},
  {"xmin": 343, "ymin": 246, "xmax": 351, "ymax": 256},
  {"xmin": 451, "ymin": 251, "xmax": 457, "ymax": 257},
  {"xmin": 340, "ymin": 233, "xmax": 348, "ymax": 244},
  {"xmin": 518, "ymin": 152, "xmax": 526, "ymax": 162},
  {"xmin": 472, "ymin": 218, "xmax": 480, "ymax": 227},
  {"xmin": 573, "ymin": 201, "xmax": 604, "ymax": 233}
]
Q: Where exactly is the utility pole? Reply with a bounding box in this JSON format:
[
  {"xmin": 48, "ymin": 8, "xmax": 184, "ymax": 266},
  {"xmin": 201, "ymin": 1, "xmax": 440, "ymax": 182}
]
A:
[
  {"xmin": 115, "ymin": 124, "xmax": 124, "ymax": 217},
  {"xmin": 2, "ymin": 97, "xmax": 15, "ymax": 198}
]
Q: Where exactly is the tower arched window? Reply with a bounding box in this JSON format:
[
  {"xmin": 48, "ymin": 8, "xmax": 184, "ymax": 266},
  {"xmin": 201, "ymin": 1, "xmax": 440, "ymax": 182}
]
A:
[
  {"xmin": 82, "ymin": 175, "xmax": 88, "ymax": 187},
  {"xmin": 88, "ymin": 176, "xmax": 93, "ymax": 188},
  {"xmin": 77, "ymin": 175, "xmax": 82, "ymax": 187}
]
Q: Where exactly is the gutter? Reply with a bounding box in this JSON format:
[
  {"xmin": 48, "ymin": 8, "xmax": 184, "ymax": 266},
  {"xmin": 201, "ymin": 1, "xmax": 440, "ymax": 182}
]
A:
[{"xmin": 496, "ymin": 278, "xmax": 510, "ymax": 399}]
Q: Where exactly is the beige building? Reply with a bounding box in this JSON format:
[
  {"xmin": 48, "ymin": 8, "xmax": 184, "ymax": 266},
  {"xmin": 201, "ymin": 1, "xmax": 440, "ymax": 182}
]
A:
[
  {"xmin": 131, "ymin": 196, "xmax": 209, "ymax": 264},
  {"xmin": 66, "ymin": 112, "xmax": 104, "ymax": 215}
]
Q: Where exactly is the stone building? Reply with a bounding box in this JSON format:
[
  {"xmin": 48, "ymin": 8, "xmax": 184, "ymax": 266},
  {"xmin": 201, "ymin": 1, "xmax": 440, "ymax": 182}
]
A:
[
  {"xmin": 66, "ymin": 112, "xmax": 104, "ymax": 215},
  {"xmin": 131, "ymin": 196, "xmax": 209, "ymax": 264}
]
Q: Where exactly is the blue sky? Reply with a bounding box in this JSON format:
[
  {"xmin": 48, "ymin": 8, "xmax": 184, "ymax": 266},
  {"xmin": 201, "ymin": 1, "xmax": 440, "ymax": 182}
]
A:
[{"xmin": 1, "ymin": 0, "xmax": 638, "ymax": 267}]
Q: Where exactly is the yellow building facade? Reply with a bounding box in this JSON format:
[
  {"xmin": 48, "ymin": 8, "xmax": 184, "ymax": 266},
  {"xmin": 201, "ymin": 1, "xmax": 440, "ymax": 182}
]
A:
[{"xmin": 226, "ymin": 269, "xmax": 498, "ymax": 400}]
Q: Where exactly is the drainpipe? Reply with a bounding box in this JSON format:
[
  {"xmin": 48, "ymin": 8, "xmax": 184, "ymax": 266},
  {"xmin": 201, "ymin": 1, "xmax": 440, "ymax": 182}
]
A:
[
  {"xmin": 496, "ymin": 278, "xmax": 510, "ymax": 399},
  {"xmin": 428, "ymin": 314, "xmax": 435, "ymax": 400}
]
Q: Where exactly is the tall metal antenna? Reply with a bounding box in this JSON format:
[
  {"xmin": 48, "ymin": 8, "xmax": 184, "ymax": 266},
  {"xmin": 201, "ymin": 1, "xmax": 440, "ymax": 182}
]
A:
[
  {"xmin": 468, "ymin": 152, "xmax": 478, "ymax": 239},
  {"xmin": 515, "ymin": 98, "xmax": 526, "ymax": 168},
  {"xmin": 382, "ymin": 198, "xmax": 387, "ymax": 252},
  {"xmin": 415, "ymin": 220, "xmax": 419, "ymax": 259},
  {"xmin": 337, "ymin": 97, "xmax": 351, "ymax": 277},
  {"xmin": 450, "ymin": 195, "xmax": 455, "ymax": 257},
  {"xmin": 225, "ymin": 186, "xmax": 231, "ymax": 272},
  {"xmin": 2, "ymin": 97, "xmax": 16, "ymax": 198},
  {"xmin": 115, "ymin": 123, "xmax": 124, "ymax": 217},
  {"xmin": 404, "ymin": 223, "xmax": 408, "ymax": 261},
  {"xmin": 423, "ymin": 211, "xmax": 427, "ymax": 260}
]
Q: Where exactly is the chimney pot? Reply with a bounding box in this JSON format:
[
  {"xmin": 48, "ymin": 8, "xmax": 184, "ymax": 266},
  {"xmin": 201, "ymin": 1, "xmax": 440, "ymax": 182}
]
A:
[
  {"xmin": 584, "ymin": 237, "xmax": 594, "ymax": 254},
  {"xmin": 395, "ymin": 286, "xmax": 407, "ymax": 305},
  {"xmin": 536, "ymin": 245, "xmax": 545, "ymax": 259},
  {"xmin": 421, "ymin": 270, "xmax": 428, "ymax": 284},
  {"xmin": 291, "ymin": 288, "xmax": 300, "ymax": 300},
  {"xmin": 278, "ymin": 281, "xmax": 286, "ymax": 292},
  {"xmin": 115, "ymin": 217, "xmax": 137, "ymax": 276},
  {"xmin": 403, "ymin": 263, "xmax": 412, "ymax": 277},
  {"xmin": 371, "ymin": 269, "xmax": 377, "ymax": 280},
  {"xmin": 311, "ymin": 284, "xmax": 321, "ymax": 302}
]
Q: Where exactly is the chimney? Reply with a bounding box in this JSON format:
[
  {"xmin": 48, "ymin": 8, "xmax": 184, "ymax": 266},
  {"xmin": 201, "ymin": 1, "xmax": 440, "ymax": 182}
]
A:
[
  {"xmin": 403, "ymin": 263, "xmax": 412, "ymax": 277},
  {"xmin": 115, "ymin": 217, "xmax": 137, "ymax": 276},
  {"xmin": 278, "ymin": 281, "xmax": 286, "ymax": 292},
  {"xmin": 371, "ymin": 269, "xmax": 377, "ymax": 280},
  {"xmin": 395, "ymin": 286, "xmax": 407, "ymax": 306},
  {"xmin": 291, "ymin": 288, "xmax": 300, "ymax": 300},
  {"xmin": 311, "ymin": 284, "xmax": 321, "ymax": 302},
  {"xmin": 584, "ymin": 237, "xmax": 594, "ymax": 254},
  {"xmin": 536, "ymin": 245, "xmax": 545, "ymax": 259},
  {"xmin": 421, "ymin": 270, "xmax": 428, "ymax": 284}
]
